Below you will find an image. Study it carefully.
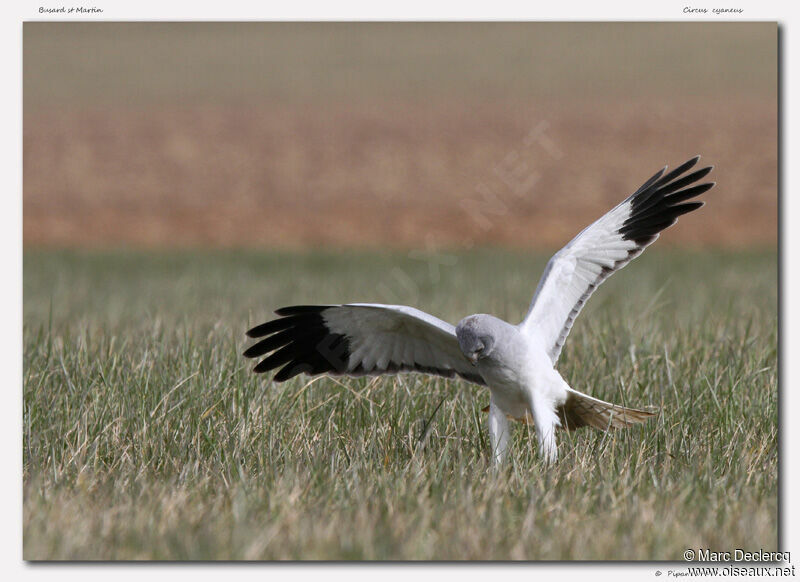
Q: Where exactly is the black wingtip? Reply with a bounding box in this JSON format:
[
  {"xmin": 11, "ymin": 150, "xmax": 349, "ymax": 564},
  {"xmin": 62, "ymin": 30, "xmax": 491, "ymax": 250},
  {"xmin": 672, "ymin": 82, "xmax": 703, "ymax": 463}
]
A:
[
  {"xmin": 274, "ymin": 305, "xmax": 330, "ymax": 317},
  {"xmin": 631, "ymin": 166, "xmax": 667, "ymax": 197},
  {"xmin": 245, "ymin": 316, "xmax": 298, "ymax": 338},
  {"xmin": 682, "ymin": 156, "xmax": 701, "ymax": 172},
  {"xmin": 242, "ymin": 343, "xmax": 266, "ymax": 358},
  {"xmin": 253, "ymin": 359, "xmax": 274, "ymax": 374},
  {"xmin": 619, "ymin": 157, "xmax": 714, "ymax": 243},
  {"xmin": 243, "ymin": 306, "xmax": 353, "ymax": 381}
]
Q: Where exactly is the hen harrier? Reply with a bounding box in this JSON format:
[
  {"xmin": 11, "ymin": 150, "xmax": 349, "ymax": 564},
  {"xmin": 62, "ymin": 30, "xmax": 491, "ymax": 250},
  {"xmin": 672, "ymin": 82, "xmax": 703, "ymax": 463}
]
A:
[{"xmin": 244, "ymin": 156, "xmax": 714, "ymax": 464}]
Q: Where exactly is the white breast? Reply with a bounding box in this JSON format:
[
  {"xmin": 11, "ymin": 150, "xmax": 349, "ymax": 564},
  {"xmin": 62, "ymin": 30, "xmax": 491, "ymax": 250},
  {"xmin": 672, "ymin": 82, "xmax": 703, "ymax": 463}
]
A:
[{"xmin": 479, "ymin": 336, "xmax": 568, "ymax": 417}]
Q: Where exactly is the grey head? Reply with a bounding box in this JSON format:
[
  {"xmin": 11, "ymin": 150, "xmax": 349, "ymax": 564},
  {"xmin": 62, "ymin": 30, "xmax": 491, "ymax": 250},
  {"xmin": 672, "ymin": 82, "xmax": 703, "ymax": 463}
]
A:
[{"xmin": 455, "ymin": 314, "xmax": 513, "ymax": 364}]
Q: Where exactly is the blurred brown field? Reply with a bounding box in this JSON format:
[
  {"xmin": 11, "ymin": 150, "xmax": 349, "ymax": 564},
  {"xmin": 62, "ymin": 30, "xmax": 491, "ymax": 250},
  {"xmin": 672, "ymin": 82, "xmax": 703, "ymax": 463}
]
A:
[{"xmin": 23, "ymin": 22, "xmax": 777, "ymax": 249}]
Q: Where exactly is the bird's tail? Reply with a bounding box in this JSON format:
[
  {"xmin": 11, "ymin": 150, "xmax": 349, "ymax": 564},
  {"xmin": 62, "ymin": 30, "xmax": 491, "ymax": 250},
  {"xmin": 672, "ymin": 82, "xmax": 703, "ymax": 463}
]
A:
[
  {"xmin": 481, "ymin": 388, "xmax": 656, "ymax": 431},
  {"xmin": 558, "ymin": 387, "xmax": 656, "ymax": 431}
]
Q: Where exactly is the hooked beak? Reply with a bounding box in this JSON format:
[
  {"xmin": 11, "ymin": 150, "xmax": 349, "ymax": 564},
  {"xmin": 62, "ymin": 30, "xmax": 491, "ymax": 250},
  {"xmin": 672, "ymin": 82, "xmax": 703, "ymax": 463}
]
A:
[{"xmin": 468, "ymin": 352, "xmax": 480, "ymax": 365}]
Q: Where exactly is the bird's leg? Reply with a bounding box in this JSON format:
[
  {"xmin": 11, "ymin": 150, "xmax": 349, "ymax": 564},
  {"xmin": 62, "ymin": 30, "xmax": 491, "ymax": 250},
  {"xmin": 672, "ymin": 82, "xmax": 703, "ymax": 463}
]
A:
[
  {"xmin": 488, "ymin": 397, "xmax": 511, "ymax": 466},
  {"xmin": 528, "ymin": 393, "xmax": 560, "ymax": 465}
]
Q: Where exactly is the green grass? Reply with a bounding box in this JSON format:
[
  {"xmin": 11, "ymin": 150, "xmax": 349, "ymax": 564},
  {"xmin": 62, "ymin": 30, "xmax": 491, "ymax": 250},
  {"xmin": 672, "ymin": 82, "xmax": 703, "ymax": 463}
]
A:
[{"xmin": 23, "ymin": 248, "xmax": 777, "ymax": 560}]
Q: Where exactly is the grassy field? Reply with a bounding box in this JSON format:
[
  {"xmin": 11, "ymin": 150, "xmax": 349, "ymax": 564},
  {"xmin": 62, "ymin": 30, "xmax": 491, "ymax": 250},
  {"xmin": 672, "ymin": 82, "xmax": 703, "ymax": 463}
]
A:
[
  {"xmin": 22, "ymin": 248, "xmax": 777, "ymax": 560},
  {"xmin": 22, "ymin": 22, "xmax": 778, "ymax": 561}
]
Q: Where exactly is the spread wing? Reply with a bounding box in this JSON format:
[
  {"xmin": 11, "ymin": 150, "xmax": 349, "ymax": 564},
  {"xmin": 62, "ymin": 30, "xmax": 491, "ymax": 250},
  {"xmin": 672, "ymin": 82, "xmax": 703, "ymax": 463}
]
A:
[
  {"xmin": 519, "ymin": 156, "xmax": 715, "ymax": 364},
  {"xmin": 244, "ymin": 303, "xmax": 486, "ymax": 385}
]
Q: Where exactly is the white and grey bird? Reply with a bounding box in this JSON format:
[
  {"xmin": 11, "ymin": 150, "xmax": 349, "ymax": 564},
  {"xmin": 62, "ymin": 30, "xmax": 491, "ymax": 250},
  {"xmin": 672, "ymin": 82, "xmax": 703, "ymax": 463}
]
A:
[{"xmin": 244, "ymin": 156, "xmax": 714, "ymax": 464}]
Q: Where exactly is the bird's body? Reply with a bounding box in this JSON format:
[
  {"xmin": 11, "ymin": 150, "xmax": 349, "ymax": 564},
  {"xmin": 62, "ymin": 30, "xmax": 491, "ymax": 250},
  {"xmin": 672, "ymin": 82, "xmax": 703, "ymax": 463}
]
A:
[
  {"xmin": 479, "ymin": 331, "xmax": 567, "ymax": 464},
  {"xmin": 244, "ymin": 156, "xmax": 715, "ymax": 464}
]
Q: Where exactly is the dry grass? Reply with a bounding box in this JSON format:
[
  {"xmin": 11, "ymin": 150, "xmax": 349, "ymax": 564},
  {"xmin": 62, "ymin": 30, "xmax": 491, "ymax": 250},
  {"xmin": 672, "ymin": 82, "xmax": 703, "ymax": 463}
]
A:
[
  {"xmin": 23, "ymin": 98, "xmax": 776, "ymax": 249},
  {"xmin": 23, "ymin": 249, "xmax": 777, "ymax": 560}
]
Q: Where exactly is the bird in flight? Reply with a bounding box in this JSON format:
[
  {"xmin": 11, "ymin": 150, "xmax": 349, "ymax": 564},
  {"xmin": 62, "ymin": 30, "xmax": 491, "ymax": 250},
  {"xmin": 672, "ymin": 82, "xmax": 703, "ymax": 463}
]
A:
[{"xmin": 244, "ymin": 156, "xmax": 714, "ymax": 464}]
